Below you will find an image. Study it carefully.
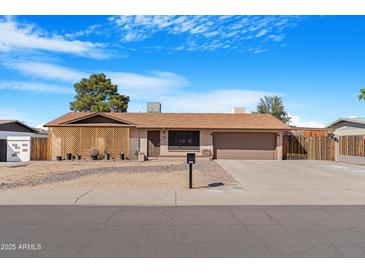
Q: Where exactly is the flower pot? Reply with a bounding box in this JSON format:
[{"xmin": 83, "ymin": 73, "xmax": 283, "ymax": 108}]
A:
[
  {"xmin": 120, "ymin": 153, "xmax": 125, "ymax": 160},
  {"xmin": 104, "ymin": 153, "xmax": 110, "ymax": 160},
  {"xmin": 91, "ymin": 155, "xmax": 98, "ymax": 160},
  {"xmin": 66, "ymin": 153, "xmax": 72, "ymax": 160},
  {"xmin": 76, "ymin": 154, "xmax": 81, "ymax": 160},
  {"xmin": 56, "ymin": 156, "xmax": 62, "ymax": 161}
]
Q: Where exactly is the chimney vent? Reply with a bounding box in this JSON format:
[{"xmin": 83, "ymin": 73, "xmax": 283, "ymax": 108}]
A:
[
  {"xmin": 233, "ymin": 107, "xmax": 246, "ymax": 113},
  {"xmin": 147, "ymin": 102, "xmax": 161, "ymax": 113}
]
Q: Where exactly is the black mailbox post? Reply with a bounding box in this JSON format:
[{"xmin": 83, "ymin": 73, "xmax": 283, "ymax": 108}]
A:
[
  {"xmin": 187, "ymin": 153, "xmax": 196, "ymax": 189},
  {"xmin": 187, "ymin": 153, "xmax": 196, "ymax": 164}
]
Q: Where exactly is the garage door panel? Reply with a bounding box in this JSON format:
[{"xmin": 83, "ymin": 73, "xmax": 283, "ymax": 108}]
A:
[
  {"xmin": 215, "ymin": 149, "xmax": 275, "ymax": 160},
  {"xmin": 213, "ymin": 132, "xmax": 276, "ymax": 160}
]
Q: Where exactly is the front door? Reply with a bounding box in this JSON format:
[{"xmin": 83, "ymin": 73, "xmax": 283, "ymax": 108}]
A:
[{"xmin": 147, "ymin": 130, "xmax": 160, "ymax": 157}]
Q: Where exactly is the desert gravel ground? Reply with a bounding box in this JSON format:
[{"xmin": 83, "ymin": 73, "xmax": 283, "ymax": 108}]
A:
[{"xmin": 0, "ymin": 159, "xmax": 237, "ymax": 190}]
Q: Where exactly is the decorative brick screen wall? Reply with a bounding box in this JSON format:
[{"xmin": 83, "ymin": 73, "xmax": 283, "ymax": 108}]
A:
[{"xmin": 47, "ymin": 127, "xmax": 129, "ymax": 160}]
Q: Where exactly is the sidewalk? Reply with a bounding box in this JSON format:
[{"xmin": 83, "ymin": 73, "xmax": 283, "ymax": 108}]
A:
[{"xmin": 2, "ymin": 187, "xmax": 365, "ymax": 205}]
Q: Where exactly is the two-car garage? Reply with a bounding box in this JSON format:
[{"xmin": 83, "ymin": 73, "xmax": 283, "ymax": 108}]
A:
[{"xmin": 213, "ymin": 132, "xmax": 277, "ymax": 160}]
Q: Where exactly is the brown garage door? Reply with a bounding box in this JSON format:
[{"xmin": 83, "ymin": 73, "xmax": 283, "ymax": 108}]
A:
[{"xmin": 213, "ymin": 132, "xmax": 277, "ymax": 160}]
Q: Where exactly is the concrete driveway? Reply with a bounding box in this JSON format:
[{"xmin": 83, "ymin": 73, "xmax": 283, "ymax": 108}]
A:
[{"xmin": 214, "ymin": 160, "xmax": 365, "ymax": 204}]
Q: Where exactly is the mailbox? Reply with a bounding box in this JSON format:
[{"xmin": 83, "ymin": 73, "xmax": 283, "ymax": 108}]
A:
[{"xmin": 187, "ymin": 153, "xmax": 196, "ymax": 164}]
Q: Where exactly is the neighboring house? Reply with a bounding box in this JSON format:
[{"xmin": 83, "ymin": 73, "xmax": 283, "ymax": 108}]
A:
[
  {"xmin": 44, "ymin": 109, "xmax": 290, "ymax": 161},
  {"xmin": 0, "ymin": 120, "xmax": 48, "ymax": 139},
  {"xmin": 327, "ymin": 118, "xmax": 365, "ymax": 136},
  {"xmin": 327, "ymin": 118, "xmax": 365, "ymax": 165},
  {"xmin": 0, "ymin": 120, "xmax": 48, "ymax": 162}
]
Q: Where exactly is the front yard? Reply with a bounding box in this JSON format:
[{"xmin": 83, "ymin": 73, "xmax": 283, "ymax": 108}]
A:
[{"xmin": 0, "ymin": 158, "xmax": 237, "ymax": 190}]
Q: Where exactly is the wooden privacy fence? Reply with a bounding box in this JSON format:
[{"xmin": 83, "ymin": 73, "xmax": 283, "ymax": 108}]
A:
[
  {"xmin": 283, "ymin": 135, "xmax": 336, "ymax": 161},
  {"xmin": 339, "ymin": 135, "xmax": 365, "ymax": 157},
  {"xmin": 31, "ymin": 137, "xmax": 48, "ymax": 160}
]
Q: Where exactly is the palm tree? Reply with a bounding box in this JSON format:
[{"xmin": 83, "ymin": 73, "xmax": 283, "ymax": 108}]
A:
[
  {"xmin": 255, "ymin": 95, "xmax": 291, "ymax": 124},
  {"xmin": 359, "ymin": 88, "xmax": 365, "ymax": 101}
]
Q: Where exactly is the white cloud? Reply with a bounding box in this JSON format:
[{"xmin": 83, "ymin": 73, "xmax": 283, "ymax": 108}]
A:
[
  {"xmin": 64, "ymin": 24, "xmax": 103, "ymax": 39},
  {"xmin": 3, "ymin": 60, "xmax": 283, "ymax": 115},
  {"xmin": 109, "ymin": 15, "xmax": 301, "ymax": 52},
  {"xmin": 3, "ymin": 61, "xmax": 189, "ymax": 98},
  {"xmin": 5, "ymin": 61, "xmax": 85, "ymax": 83},
  {"xmin": 0, "ymin": 108, "xmax": 25, "ymax": 121},
  {"xmin": 0, "ymin": 17, "xmax": 106, "ymax": 59},
  {"xmin": 289, "ymin": 114, "xmax": 325, "ymax": 128},
  {"xmin": 248, "ymin": 47, "xmax": 268, "ymax": 54},
  {"xmin": 128, "ymin": 89, "xmax": 276, "ymax": 113},
  {"xmin": 0, "ymin": 108, "xmax": 42, "ymax": 127},
  {"xmin": 0, "ymin": 80, "xmax": 71, "ymax": 94},
  {"xmin": 256, "ymin": 29, "xmax": 269, "ymax": 37},
  {"xmin": 110, "ymin": 71, "xmax": 189, "ymax": 99}
]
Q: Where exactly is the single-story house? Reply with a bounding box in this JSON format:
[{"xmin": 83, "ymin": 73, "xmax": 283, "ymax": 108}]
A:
[
  {"xmin": 44, "ymin": 111, "xmax": 290, "ymax": 161},
  {"xmin": 327, "ymin": 118, "xmax": 365, "ymax": 136},
  {"xmin": 0, "ymin": 120, "xmax": 48, "ymax": 162}
]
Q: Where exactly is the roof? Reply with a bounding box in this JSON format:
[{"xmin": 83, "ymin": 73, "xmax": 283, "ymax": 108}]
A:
[
  {"xmin": 0, "ymin": 120, "xmax": 16, "ymax": 125},
  {"xmin": 44, "ymin": 112, "xmax": 290, "ymax": 130},
  {"xmin": 327, "ymin": 118, "xmax": 365, "ymax": 128},
  {"xmin": 0, "ymin": 120, "xmax": 44, "ymax": 134}
]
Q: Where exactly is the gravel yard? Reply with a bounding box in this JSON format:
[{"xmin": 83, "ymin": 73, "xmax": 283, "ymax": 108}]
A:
[{"xmin": 0, "ymin": 159, "xmax": 237, "ymax": 190}]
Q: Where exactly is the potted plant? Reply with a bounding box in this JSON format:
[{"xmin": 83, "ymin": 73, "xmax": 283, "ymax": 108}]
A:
[
  {"xmin": 104, "ymin": 152, "xmax": 110, "ymax": 160},
  {"xmin": 76, "ymin": 154, "xmax": 81, "ymax": 160},
  {"xmin": 56, "ymin": 156, "xmax": 62, "ymax": 161},
  {"xmin": 120, "ymin": 152, "xmax": 125, "ymax": 160},
  {"xmin": 88, "ymin": 148, "xmax": 99, "ymax": 160}
]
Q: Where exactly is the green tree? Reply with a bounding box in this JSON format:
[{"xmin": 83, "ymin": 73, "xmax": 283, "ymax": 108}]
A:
[
  {"xmin": 70, "ymin": 73, "xmax": 129, "ymax": 112},
  {"xmin": 359, "ymin": 88, "xmax": 365, "ymax": 101},
  {"xmin": 254, "ymin": 95, "xmax": 291, "ymax": 124}
]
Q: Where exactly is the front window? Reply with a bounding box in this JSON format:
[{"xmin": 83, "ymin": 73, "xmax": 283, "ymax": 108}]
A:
[{"xmin": 168, "ymin": 131, "xmax": 200, "ymax": 150}]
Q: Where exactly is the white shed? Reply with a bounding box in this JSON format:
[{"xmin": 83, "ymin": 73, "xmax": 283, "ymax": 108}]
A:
[
  {"xmin": 6, "ymin": 136, "xmax": 31, "ymax": 162},
  {"xmin": 0, "ymin": 120, "xmax": 48, "ymax": 162}
]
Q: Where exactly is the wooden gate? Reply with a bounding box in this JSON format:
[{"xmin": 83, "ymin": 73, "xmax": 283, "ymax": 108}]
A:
[
  {"xmin": 31, "ymin": 138, "xmax": 48, "ymax": 160},
  {"xmin": 283, "ymin": 135, "xmax": 335, "ymax": 160},
  {"xmin": 339, "ymin": 135, "xmax": 365, "ymax": 157}
]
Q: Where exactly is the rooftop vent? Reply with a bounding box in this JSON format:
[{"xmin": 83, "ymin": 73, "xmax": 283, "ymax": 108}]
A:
[
  {"xmin": 233, "ymin": 107, "xmax": 246, "ymax": 114},
  {"xmin": 147, "ymin": 102, "xmax": 161, "ymax": 113}
]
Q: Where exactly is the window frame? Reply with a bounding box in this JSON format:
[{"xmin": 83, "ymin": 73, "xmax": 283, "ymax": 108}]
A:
[{"xmin": 168, "ymin": 130, "xmax": 200, "ymax": 151}]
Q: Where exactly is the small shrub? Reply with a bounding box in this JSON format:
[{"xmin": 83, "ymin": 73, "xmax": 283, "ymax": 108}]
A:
[{"xmin": 88, "ymin": 148, "xmax": 99, "ymax": 157}]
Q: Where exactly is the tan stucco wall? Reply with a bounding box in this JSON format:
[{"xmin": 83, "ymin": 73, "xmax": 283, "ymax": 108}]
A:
[
  {"xmin": 331, "ymin": 121, "xmax": 365, "ymax": 136},
  {"xmin": 129, "ymin": 128, "xmax": 139, "ymax": 160},
  {"xmin": 276, "ymin": 131, "xmax": 283, "ymax": 160},
  {"xmin": 135, "ymin": 128, "xmax": 284, "ymax": 160},
  {"xmin": 139, "ymin": 129, "xmax": 148, "ymax": 155},
  {"xmin": 333, "ymin": 127, "xmax": 365, "ymax": 136}
]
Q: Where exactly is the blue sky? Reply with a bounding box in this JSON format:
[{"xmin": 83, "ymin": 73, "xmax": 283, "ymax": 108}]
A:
[{"xmin": 0, "ymin": 15, "xmax": 364, "ymax": 127}]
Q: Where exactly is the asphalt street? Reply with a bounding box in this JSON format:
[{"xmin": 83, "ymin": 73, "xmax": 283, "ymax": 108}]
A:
[{"xmin": 1, "ymin": 205, "xmax": 365, "ymax": 257}]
